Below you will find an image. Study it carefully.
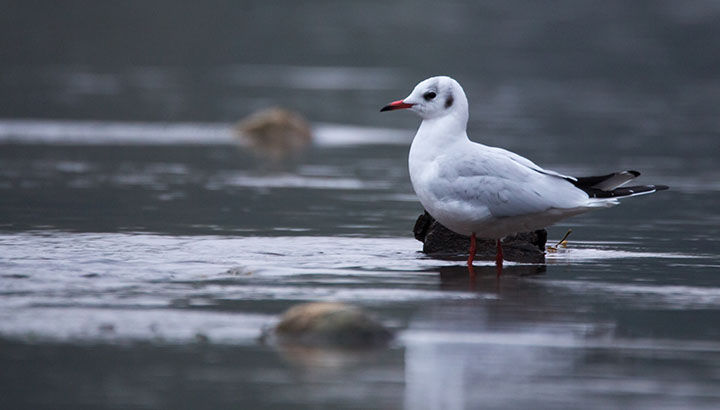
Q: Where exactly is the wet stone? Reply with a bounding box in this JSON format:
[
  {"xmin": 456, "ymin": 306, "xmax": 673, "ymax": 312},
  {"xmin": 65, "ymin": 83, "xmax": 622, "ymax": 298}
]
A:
[
  {"xmin": 413, "ymin": 211, "xmax": 547, "ymax": 263},
  {"xmin": 234, "ymin": 107, "xmax": 313, "ymax": 160},
  {"xmin": 271, "ymin": 302, "xmax": 393, "ymax": 347}
]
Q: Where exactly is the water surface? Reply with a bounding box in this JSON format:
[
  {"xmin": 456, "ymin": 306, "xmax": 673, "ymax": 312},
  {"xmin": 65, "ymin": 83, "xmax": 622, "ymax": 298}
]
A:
[{"xmin": 1, "ymin": 120, "xmax": 719, "ymax": 409}]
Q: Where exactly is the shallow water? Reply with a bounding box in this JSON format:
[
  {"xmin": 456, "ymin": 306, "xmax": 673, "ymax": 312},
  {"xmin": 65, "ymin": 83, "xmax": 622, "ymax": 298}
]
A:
[
  {"xmin": 1, "ymin": 123, "xmax": 720, "ymax": 409},
  {"xmin": 3, "ymin": 1, "xmax": 720, "ymax": 409}
]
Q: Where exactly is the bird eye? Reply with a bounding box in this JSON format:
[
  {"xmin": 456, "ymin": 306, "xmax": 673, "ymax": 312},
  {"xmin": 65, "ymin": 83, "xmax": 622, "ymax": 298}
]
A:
[{"xmin": 423, "ymin": 91, "xmax": 437, "ymax": 101}]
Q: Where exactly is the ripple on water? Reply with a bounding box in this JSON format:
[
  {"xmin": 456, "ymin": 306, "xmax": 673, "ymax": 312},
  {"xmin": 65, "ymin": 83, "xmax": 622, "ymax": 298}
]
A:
[
  {"xmin": 0, "ymin": 119, "xmax": 411, "ymax": 147},
  {"xmin": 0, "ymin": 231, "xmax": 715, "ymax": 345},
  {"xmin": 0, "ymin": 232, "xmax": 473, "ymax": 343},
  {"xmin": 0, "ymin": 307, "xmax": 271, "ymax": 345},
  {"xmin": 545, "ymin": 241, "xmax": 699, "ymax": 262},
  {"xmin": 204, "ymin": 172, "xmax": 386, "ymax": 190}
]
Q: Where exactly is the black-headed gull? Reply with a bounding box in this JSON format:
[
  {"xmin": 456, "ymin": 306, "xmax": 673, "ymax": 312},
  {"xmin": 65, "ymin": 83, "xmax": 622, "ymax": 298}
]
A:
[{"xmin": 381, "ymin": 76, "xmax": 668, "ymax": 270}]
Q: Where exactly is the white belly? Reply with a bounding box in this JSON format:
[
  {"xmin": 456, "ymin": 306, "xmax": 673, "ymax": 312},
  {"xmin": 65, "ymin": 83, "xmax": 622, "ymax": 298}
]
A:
[{"xmin": 420, "ymin": 192, "xmax": 589, "ymax": 238}]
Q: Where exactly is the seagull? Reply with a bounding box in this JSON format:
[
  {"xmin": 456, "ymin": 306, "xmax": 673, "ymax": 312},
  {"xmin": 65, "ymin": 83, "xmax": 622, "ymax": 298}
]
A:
[{"xmin": 381, "ymin": 76, "xmax": 668, "ymax": 271}]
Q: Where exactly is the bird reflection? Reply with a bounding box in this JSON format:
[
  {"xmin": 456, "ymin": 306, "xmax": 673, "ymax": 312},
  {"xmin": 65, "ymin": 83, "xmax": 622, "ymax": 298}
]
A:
[{"xmin": 435, "ymin": 264, "xmax": 546, "ymax": 292}]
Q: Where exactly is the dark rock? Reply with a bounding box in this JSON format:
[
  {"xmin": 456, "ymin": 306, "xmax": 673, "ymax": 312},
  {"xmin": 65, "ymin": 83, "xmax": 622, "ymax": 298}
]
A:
[{"xmin": 413, "ymin": 211, "xmax": 547, "ymax": 263}]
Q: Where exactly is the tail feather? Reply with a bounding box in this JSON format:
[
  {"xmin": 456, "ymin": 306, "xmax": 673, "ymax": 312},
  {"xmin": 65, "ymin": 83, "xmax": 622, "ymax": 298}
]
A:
[
  {"xmin": 567, "ymin": 170, "xmax": 669, "ymax": 199},
  {"xmin": 568, "ymin": 170, "xmax": 640, "ymax": 191},
  {"xmin": 591, "ymin": 184, "xmax": 669, "ymax": 199}
]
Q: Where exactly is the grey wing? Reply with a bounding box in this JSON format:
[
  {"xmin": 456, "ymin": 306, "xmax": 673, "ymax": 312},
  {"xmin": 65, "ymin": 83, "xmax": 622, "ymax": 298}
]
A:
[
  {"xmin": 486, "ymin": 145, "xmax": 577, "ymax": 181},
  {"xmin": 440, "ymin": 147, "xmax": 590, "ymax": 218}
]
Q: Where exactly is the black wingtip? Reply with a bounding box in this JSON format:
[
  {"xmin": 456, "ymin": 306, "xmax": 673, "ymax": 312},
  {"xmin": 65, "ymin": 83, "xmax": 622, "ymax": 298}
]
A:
[
  {"xmin": 627, "ymin": 170, "xmax": 641, "ymax": 177},
  {"xmin": 588, "ymin": 184, "xmax": 669, "ymax": 198}
]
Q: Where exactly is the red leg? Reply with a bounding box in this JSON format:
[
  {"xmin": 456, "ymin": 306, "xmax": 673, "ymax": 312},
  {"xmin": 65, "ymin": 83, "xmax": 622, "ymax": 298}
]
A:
[
  {"xmin": 467, "ymin": 233, "xmax": 477, "ymax": 278},
  {"xmin": 495, "ymin": 239, "xmax": 504, "ymax": 266},
  {"xmin": 467, "ymin": 233, "xmax": 477, "ymax": 266}
]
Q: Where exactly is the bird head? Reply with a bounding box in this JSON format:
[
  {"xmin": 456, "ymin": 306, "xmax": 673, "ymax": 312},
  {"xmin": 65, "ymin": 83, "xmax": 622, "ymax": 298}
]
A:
[{"xmin": 381, "ymin": 76, "xmax": 467, "ymax": 121}]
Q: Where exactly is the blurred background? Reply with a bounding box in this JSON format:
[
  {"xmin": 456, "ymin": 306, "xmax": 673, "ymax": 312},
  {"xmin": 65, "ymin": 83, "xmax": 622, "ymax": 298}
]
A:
[
  {"xmin": 2, "ymin": 1, "xmax": 720, "ymax": 409},
  {"xmin": 3, "ymin": 0, "xmax": 720, "ymax": 132}
]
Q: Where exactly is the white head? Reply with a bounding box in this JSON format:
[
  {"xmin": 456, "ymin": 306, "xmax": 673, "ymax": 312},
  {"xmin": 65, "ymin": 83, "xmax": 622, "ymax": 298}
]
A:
[{"xmin": 381, "ymin": 76, "xmax": 468, "ymax": 122}]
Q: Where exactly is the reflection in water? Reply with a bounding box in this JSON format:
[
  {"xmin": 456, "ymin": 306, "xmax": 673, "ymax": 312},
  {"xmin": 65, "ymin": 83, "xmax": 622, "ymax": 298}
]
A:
[
  {"xmin": 402, "ymin": 271, "xmax": 720, "ymax": 410},
  {"xmin": 402, "ymin": 320, "xmax": 720, "ymax": 410},
  {"xmin": 403, "ymin": 330, "xmax": 575, "ymax": 410},
  {"xmin": 436, "ymin": 264, "xmax": 547, "ymax": 292},
  {"xmin": 273, "ymin": 342, "xmax": 391, "ymax": 369}
]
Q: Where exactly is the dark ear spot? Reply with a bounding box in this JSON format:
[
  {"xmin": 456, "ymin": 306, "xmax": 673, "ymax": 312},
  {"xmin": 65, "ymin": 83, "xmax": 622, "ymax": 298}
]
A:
[{"xmin": 445, "ymin": 95, "xmax": 454, "ymax": 108}]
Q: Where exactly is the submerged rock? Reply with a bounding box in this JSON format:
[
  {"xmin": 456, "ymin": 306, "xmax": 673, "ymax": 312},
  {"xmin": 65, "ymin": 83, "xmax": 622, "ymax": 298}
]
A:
[
  {"xmin": 271, "ymin": 302, "xmax": 392, "ymax": 347},
  {"xmin": 413, "ymin": 211, "xmax": 547, "ymax": 263},
  {"xmin": 234, "ymin": 107, "xmax": 313, "ymax": 160}
]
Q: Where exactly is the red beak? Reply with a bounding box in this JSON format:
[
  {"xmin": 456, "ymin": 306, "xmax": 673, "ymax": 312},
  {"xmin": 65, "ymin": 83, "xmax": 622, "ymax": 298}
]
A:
[{"xmin": 380, "ymin": 100, "xmax": 414, "ymax": 112}]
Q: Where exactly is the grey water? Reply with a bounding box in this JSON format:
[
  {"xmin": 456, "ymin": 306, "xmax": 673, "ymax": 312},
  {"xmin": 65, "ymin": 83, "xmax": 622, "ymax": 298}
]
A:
[{"xmin": 2, "ymin": 2, "xmax": 720, "ymax": 409}]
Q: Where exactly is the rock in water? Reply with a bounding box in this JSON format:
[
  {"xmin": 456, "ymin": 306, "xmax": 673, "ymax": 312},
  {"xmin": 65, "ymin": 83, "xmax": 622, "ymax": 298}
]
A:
[
  {"xmin": 235, "ymin": 107, "xmax": 313, "ymax": 160},
  {"xmin": 273, "ymin": 302, "xmax": 392, "ymax": 347},
  {"xmin": 413, "ymin": 211, "xmax": 547, "ymax": 263}
]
